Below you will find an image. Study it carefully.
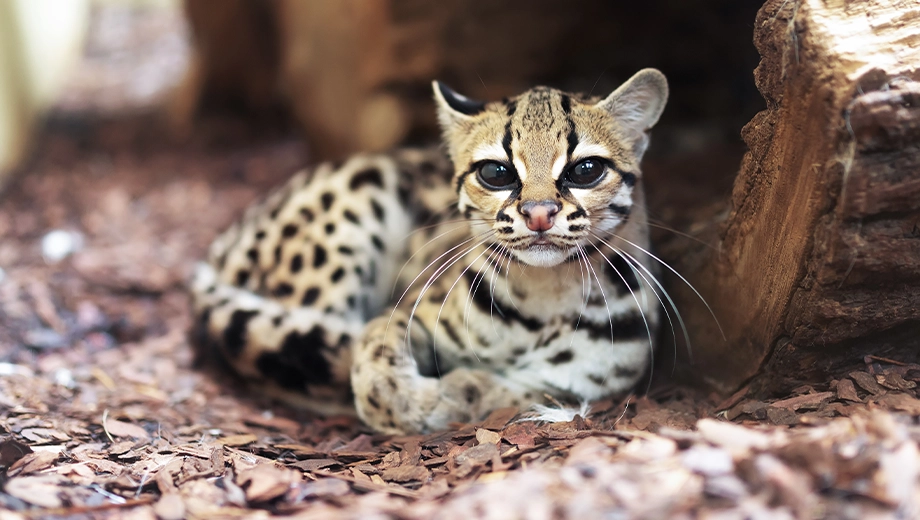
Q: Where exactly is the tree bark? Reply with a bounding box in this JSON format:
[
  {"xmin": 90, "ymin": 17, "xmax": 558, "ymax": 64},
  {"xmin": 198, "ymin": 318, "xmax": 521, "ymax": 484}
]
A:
[{"xmin": 662, "ymin": 0, "xmax": 920, "ymax": 394}]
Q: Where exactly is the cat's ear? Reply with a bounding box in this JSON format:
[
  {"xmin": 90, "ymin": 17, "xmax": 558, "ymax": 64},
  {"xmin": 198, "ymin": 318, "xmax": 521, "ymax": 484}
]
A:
[
  {"xmin": 595, "ymin": 68, "xmax": 668, "ymax": 156},
  {"xmin": 432, "ymin": 81, "xmax": 486, "ymax": 132}
]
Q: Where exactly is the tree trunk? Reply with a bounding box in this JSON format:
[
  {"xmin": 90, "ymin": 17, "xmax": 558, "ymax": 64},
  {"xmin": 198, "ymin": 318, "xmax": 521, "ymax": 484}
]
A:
[{"xmin": 661, "ymin": 0, "xmax": 920, "ymax": 394}]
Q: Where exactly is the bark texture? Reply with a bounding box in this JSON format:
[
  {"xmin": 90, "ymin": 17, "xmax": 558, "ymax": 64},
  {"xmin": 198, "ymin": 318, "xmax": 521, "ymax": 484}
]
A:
[{"xmin": 667, "ymin": 0, "xmax": 920, "ymax": 393}]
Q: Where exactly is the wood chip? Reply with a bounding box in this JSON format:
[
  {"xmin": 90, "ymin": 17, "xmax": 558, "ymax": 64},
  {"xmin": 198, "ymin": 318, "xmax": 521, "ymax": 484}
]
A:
[
  {"xmin": 217, "ymin": 434, "xmax": 258, "ymax": 446},
  {"xmin": 104, "ymin": 419, "xmax": 150, "ymax": 439},
  {"xmin": 835, "ymin": 378, "xmax": 861, "ymax": 402},
  {"xmin": 850, "ymin": 371, "xmax": 884, "ymax": 395},
  {"xmin": 480, "ymin": 407, "xmax": 519, "ymax": 430},
  {"xmin": 770, "ymin": 391, "xmax": 834, "ymax": 411},
  {"xmin": 475, "ymin": 428, "xmax": 502, "ymax": 445},
  {"xmin": 381, "ymin": 465, "xmax": 430, "ymax": 483}
]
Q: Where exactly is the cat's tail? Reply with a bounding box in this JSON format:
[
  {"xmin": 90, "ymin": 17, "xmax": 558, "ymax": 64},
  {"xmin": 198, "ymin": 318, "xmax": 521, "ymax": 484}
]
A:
[{"xmin": 189, "ymin": 262, "xmax": 360, "ymax": 415}]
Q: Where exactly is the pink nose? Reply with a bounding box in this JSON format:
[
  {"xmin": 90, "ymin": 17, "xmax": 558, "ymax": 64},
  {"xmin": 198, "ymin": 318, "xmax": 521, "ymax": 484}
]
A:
[{"xmin": 520, "ymin": 201, "xmax": 560, "ymax": 232}]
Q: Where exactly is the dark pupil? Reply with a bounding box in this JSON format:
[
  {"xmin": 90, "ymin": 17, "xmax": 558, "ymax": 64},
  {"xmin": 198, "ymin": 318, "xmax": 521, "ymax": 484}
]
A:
[
  {"xmin": 569, "ymin": 160, "xmax": 604, "ymax": 185},
  {"xmin": 478, "ymin": 163, "xmax": 515, "ymax": 188}
]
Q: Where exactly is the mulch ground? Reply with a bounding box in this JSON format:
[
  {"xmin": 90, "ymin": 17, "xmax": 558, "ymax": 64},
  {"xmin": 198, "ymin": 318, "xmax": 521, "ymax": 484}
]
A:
[{"xmin": 2, "ymin": 4, "xmax": 920, "ymax": 519}]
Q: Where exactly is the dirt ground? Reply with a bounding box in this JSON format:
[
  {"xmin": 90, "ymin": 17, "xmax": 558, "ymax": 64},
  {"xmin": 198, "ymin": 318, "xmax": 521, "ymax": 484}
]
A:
[{"xmin": 2, "ymin": 4, "xmax": 920, "ymax": 519}]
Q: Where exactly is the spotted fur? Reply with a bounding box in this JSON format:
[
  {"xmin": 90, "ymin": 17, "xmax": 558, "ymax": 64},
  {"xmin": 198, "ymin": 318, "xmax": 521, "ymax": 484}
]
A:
[{"xmin": 191, "ymin": 69, "xmax": 669, "ymax": 433}]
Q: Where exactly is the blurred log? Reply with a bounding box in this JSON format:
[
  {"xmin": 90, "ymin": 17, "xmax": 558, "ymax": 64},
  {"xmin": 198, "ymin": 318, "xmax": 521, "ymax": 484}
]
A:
[
  {"xmin": 178, "ymin": 0, "xmax": 761, "ymax": 160},
  {"xmin": 664, "ymin": 0, "xmax": 920, "ymax": 394}
]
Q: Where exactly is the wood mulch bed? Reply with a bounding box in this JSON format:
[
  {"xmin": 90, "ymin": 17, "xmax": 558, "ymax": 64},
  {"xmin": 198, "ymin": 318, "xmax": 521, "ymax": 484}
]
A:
[{"xmin": 1, "ymin": 4, "xmax": 919, "ymax": 518}]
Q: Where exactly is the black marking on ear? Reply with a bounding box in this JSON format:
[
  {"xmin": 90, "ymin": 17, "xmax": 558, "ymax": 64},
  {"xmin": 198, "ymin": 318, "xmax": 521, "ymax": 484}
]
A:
[
  {"xmin": 620, "ymin": 171, "xmax": 637, "ymax": 188},
  {"xmin": 437, "ymin": 82, "xmax": 487, "ymax": 116},
  {"xmin": 223, "ymin": 309, "xmax": 259, "ymax": 357}
]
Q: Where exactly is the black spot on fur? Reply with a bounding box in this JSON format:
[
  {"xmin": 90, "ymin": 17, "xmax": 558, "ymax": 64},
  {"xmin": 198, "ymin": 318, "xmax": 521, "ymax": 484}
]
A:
[
  {"xmin": 343, "ymin": 210, "xmax": 360, "ymax": 224},
  {"xmin": 386, "ymin": 377, "xmax": 398, "ymax": 391},
  {"xmin": 273, "ymin": 245, "xmax": 282, "ymax": 265},
  {"xmin": 290, "ymin": 253, "xmax": 304, "ymax": 273},
  {"xmin": 330, "ymin": 267, "xmax": 345, "ymax": 283},
  {"xmin": 371, "ymin": 235, "xmax": 385, "ymax": 252},
  {"xmin": 605, "ymin": 255, "xmax": 640, "ymax": 295},
  {"xmin": 337, "ymin": 245, "xmax": 354, "ymax": 255},
  {"xmin": 619, "ymin": 171, "xmax": 637, "ymax": 188},
  {"xmin": 370, "ymin": 199, "xmax": 385, "ymax": 221},
  {"xmin": 347, "ymin": 296, "xmax": 356, "ymax": 309},
  {"xmin": 464, "ymin": 271, "xmax": 542, "ymax": 331},
  {"xmin": 269, "ymin": 208, "xmax": 279, "ymax": 220},
  {"xmin": 496, "ymin": 210, "xmax": 512, "ymax": 223},
  {"xmin": 580, "ymin": 312, "xmax": 647, "ymax": 341},
  {"xmin": 325, "ymin": 223, "xmax": 336, "ymax": 235},
  {"xmin": 464, "ymin": 385, "xmax": 481, "ymax": 404},
  {"xmin": 608, "ymin": 204, "xmax": 631, "ymax": 217},
  {"xmin": 615, "ymin": 365, "xmax": 640, "ymax": 378},
  {"xmin": 273, "ymin": 283, "xmax": 294, "ymax": 297},
  {"xmin": 321, "ymin": 193, "xmax": 335, "ymax": 211},
  {"xmin": 349, "ymin": 168, "xmax": 384, "ymax": 190},
  {"xmin": 367, "ymin": 394, "xmax": 381, "ymax": 409},
  {"xmin": 440, "ymin": 318, "xmax": 463, "ymax": 349},
  {"xmin": 223, "ymin": 309, "xmax": 259, "ymax": 357},
  {"xmin": 588, "ymin": 374, "xmax": 605, "ymax": 386},
  {"xmin": 254, "ymin": 230, "xmax": 266, "ymax": 240},
  {"xmin": 568, "ymin": 224, "xmax": 585, "ymax": 232},
  {"xmin": 497, "ymin": 227, "xmax": 514, "ymax": 234},
  {"xmin": 300, "ymin": 208, "xmax": 314, "ymax": 222},
  {"xmin": 254, "ymin": 326, "xmax": 333, "ymax": 389},
  {"xmin": 271, "ymin": 315, "xmax": 283, "ymax": 327},
  {"xmin": 236, "ymin": 269, "xmax": 250, "ymax": 286},
  {"xmin": 313, "ymin": 245, "xmax": 327, "ymax": 268},
  {"xmin": 301, "ymin": 287, "xmax": 321, "ymax": 305},
  {"xmin": 246, "ymin": 248, "xmax": 259, "ymax": 263},
  {"xmin": 282, "ymin": 224, "xmax": 298, "ymax": 238},
  {"xmin": 547, "ymin": 350, "xmax": 574, "ymax": 364},
  {"xmin": 568, "ymin": 208, "xmax": 587, "ymax": 220}
]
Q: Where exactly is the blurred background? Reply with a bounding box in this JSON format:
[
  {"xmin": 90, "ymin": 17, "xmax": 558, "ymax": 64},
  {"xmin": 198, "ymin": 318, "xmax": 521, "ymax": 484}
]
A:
[
  {"xmin": 0, "ymin": 0, "xmax": 764, "ymax": 368},
  {"xmin": 0, "ymin": 0, "xmax": 764, "ymax": 186}
]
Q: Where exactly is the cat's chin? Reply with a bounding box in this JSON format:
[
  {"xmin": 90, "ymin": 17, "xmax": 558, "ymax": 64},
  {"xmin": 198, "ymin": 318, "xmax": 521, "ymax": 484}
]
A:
[{"xmin": 512, "ymin": 243, "xmax": 571, "ymax": 268}]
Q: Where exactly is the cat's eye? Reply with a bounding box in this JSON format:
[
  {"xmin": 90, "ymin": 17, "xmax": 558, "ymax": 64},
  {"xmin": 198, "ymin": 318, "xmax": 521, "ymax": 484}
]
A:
[
  {"xmin": 565, "ymin": 158, "xmax": 607, "ymax": 187},
  {"xmin": 477, "ymin": 162, "xmax": 518, "ymax": 190}
]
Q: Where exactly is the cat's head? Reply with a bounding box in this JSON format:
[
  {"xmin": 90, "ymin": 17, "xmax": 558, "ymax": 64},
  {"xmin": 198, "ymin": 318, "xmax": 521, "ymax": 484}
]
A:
[{"xmin": 433, "ymin": 69, "xmax": 667, "ymax": 267}]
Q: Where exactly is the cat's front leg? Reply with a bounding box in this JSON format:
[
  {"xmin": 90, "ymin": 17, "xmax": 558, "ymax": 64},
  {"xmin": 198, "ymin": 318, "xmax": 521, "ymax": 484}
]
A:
[{"xmin": 352, "ymin": 309, "xmax": 534, "ymax": 434}]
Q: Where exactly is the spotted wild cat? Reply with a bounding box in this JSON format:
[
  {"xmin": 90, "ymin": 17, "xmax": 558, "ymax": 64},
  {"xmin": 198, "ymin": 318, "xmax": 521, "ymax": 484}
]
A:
[{"xmin": 190, "ymin": 69, "xmax": 668, "ymax": 434}]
